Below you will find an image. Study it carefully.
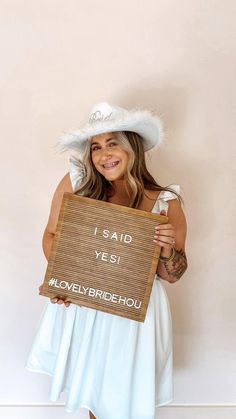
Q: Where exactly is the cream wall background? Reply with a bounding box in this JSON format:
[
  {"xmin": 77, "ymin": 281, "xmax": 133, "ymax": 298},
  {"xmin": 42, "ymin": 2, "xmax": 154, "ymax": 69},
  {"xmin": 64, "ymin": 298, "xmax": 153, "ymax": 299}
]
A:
[{"xmin": 1, "ymin": 1, "xmax": 235, "ymax": 418}]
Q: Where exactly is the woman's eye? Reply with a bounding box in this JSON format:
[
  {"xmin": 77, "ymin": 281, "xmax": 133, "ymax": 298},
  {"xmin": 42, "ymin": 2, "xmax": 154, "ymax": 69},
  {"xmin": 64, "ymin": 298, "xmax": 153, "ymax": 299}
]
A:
[
  {"xmin": 108, "ymin": 142, "xmax": 117, "ymax": 147},
  {"xmin": 91, "ymin": 146, "xmax": 99, "ymax": 152}
]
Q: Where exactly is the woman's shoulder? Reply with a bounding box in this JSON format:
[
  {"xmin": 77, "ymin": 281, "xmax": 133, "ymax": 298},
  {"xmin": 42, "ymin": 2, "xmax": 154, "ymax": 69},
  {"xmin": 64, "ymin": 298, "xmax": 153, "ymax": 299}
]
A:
[
  {"xmin": 50, "ymin": 173, "xmax": 74, "ymax": 205},
  {"xmin": 144, "ymin": 184, "xmax": 180, "ymax": 202},
  {"xmin": 139, "ymin": 189, "xmax": 161, "ymax": 212},
  {"xmin": 144, "ymin": 185, "xmax": 182, "ymax": 215},
  {"xmin": 158, "ymin": 184, "xmax": 181, "ymax": 202},
  {"xmin": 56, "ymin": 173, "xmax": 74, "ymax": 193}
]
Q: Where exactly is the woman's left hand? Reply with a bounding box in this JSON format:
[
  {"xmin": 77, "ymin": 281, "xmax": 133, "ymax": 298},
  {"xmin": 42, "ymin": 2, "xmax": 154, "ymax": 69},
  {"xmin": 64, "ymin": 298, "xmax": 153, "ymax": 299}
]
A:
[
  {"xmin": 154, "ymin": 204, "xmax": 188, "ymax": 283},
  {"xmin": 153, "ymin": 210, "xmax": 176, "ymax": 256}
]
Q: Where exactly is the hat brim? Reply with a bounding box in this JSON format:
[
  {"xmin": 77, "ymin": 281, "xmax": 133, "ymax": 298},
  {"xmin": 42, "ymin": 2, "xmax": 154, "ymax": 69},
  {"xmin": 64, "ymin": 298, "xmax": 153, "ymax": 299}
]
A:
[{"xmin": 58, "ymin": 109, "xmax": 163, "ymax": 153}]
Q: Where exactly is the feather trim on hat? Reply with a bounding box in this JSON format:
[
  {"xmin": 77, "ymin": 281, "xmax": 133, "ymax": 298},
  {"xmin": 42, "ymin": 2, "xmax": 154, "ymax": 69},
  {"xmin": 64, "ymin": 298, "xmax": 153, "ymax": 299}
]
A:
[{"xmin": 57, "ymin": 105, "xmax": 164, "ymax": 153}]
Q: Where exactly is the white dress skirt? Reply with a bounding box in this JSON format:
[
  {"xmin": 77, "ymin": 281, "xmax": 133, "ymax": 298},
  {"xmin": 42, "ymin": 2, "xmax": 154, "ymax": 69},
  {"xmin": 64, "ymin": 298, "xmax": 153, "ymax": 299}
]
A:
[{"xmin": 26, "ymin": 156, "xmax": 180, "ymax": 419}]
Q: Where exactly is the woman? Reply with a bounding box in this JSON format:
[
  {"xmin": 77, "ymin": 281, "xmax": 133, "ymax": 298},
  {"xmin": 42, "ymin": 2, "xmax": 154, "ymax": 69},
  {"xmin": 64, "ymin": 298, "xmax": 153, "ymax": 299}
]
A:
[{"xmin": 27, "ymin": 102, "xmax": 187, "ymax": 419}]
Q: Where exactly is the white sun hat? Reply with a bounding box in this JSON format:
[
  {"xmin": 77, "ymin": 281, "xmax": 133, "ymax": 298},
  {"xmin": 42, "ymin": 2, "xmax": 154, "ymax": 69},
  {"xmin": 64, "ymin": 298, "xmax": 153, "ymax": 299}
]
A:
[{"xmin": 58, "ymin": 102, "xmax": 164, "ymax": 153}]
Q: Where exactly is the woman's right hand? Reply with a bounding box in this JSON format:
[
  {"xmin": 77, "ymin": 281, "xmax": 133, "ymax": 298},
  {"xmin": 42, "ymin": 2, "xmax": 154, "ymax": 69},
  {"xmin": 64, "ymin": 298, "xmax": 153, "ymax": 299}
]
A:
[
  {"xmin": 38, "ymin": 283, "xmax": 71, "ymax": 308},
  {"xmin": 51, "ymin": 296, "xmax": 71, "ymax": 308}
]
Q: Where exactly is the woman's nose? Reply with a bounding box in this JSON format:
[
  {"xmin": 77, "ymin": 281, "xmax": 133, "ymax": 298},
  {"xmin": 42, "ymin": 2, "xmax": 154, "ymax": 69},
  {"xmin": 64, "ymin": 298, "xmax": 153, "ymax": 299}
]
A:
[{"xmin": 100, "ymin": 147, "xmax": 112, "ymax": 159}]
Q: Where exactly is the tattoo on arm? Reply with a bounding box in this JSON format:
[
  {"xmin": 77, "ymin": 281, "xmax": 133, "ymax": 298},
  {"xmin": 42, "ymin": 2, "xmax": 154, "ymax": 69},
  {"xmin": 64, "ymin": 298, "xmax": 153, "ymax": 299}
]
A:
[{"xmin": 163, "ymin": 249, "xmax": 187, "ymax": 280}]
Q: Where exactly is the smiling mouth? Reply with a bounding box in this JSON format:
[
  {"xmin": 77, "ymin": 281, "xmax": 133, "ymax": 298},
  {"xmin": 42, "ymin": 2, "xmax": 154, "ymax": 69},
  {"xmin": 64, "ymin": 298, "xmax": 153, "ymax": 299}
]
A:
[{"xmin": 102, "ymin": 161, "xmax": 120, "ymax": 169}]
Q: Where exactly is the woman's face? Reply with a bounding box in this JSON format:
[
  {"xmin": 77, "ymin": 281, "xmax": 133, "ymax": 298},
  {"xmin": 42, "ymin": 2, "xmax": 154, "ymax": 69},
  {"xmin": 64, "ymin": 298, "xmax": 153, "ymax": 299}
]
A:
[{"xmin": 90, "ymin": 132, "xmax": 129, "ymax": 181}]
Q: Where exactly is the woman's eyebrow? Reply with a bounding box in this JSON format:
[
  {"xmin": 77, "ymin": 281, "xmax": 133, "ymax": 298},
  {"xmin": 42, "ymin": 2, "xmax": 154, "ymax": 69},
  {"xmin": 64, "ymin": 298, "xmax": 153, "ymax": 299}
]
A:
[{"xmin": 91, "ymin": 137, "xmax": 115, "ymax": 145}]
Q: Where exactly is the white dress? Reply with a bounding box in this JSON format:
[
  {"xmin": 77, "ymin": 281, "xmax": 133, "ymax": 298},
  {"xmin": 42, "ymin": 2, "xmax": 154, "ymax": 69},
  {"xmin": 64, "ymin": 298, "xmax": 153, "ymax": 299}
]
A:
[{"xmin": 26, "ymin": 156, "xmax": 180, "ymax": 419}]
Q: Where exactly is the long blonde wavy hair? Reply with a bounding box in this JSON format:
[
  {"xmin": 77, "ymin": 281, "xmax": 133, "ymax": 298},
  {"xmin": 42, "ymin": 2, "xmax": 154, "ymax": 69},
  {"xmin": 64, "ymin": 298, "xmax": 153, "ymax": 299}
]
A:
[{"xmin": 74, "ymin": 131, "xmax": 182, "ymax": 208}]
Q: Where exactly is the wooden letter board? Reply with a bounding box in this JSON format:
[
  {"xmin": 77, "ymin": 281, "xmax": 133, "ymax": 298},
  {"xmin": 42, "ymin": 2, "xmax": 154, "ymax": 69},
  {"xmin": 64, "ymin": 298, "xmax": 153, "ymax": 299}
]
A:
[{"xmin": 41, "ymin": 193, "xmax": 168, "ymax": 322}]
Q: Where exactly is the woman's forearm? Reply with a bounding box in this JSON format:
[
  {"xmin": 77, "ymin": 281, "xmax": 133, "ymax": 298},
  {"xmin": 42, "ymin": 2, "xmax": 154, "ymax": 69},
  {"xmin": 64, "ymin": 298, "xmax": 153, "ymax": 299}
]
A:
[{"xmin": 157, "ymin": 248, "xmax": 188, "ymax": 283}]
